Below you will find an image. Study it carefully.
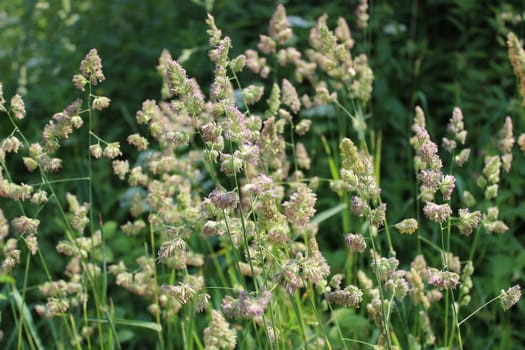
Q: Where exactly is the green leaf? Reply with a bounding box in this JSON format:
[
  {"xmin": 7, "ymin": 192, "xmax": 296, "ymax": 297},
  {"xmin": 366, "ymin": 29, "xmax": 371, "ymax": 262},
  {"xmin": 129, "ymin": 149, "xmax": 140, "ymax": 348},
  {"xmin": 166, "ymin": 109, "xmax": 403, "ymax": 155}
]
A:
[
  {"xmin": 0, "ymin": 274, "xmax": 16, "ymax": 284},
  {"xmin": 311, "ymin": 203, "xmax": 347, "ymax": 225},
  {"xmin": 88, "ymin": 318, "xmax": 162, "ymax": 332},
  {"xmin": 330, "ymin": 308, "xmax": 369, "ymax": 331}
]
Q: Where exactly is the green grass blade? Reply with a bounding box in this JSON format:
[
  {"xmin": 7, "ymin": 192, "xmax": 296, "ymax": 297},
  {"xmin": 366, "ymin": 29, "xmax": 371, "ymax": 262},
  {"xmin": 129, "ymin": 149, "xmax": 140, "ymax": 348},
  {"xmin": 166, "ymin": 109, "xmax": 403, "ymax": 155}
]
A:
[
  {"xmin": 12, "ymin": 288, "xmax": 45, "ymax": 350},
  {"xmin": 311, "ymin": 203, "xmax": 347, "ymax": 225},
  {"xmin": 88, "ymin": 318, "xmax": 162, "ymax": 332},
  {"xmin": 320, "ymin": 135, "xmax": 340, "ymax": 182}
]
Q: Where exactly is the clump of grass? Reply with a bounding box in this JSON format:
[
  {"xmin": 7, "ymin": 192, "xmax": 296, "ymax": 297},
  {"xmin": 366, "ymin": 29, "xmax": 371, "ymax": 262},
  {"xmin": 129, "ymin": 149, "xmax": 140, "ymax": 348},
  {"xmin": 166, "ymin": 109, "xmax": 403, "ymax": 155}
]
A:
[{"xmin": 0, "ymin": 4, "xmax": 522, "ymax": 349}]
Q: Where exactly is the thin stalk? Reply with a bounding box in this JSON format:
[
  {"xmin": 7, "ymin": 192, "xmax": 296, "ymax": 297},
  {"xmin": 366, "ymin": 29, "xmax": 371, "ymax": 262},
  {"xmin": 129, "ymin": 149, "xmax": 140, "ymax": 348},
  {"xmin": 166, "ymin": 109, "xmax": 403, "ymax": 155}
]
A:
[
  {"xmin": 149, "ymin": 223, "xmax": 166, "ymax": 350},
  {"xmin": 221, "ymin": 210, "xmax": 245, "ymax": 287},
  {"xmin": 291, "ymin": 292, "xmax": 309, "ymax": 347},
  {"xmin": 367, "ymin": 231, "xmax": 393, "ymax": 349},
  {"xmin": 30, "ymin": 177, "xmax": 90, "ymax": 186},
  {"xmin": 68, "ymin": 314, "xmax": 84, "ymax": 350},
  {"xmin": 226, "ymin": 140, "xmax": 259, "ymax": 291},
  {"xmin": 83, "ymin": 298, "xmax": 93, "ymax": 350},
  {"xmin": 468, "ymin": 228, "xmax": 481, "ymax": 262},
  {"xmin": 204, "ymin": 240, "xmax": 230, "ymax": 287},
  {"xmin": 306, "ymin": 286, "xmax": 332, "ymax": 350},
  {"xmin": 87, "ymin": 83, "xmax": 105, "ymax": 350},
  {"xmin": 327, "ymin": 304, "xmax": 350, "ymax": 350},
  {"xmin": 181, "ymin": 319, "xmax": 188, "ymax": 350},
  {"xmin": 458, "ymin": 294, "xmax": 502, "ymax": 327},
  {"xmin": 104, "ymin": 302, "xmax": 121, "ymax": 350},
  {"xmin": 443, "ymin": 215, "xmax": 452, "ymax": 344},
  {"xmin": 447, "ymin": 291, "xmax": 463, "ymax": 350},
  {"xmin": 341, "ymin": 338, "xmax": 375, "ymax": 348},
  {"xmin": 16, "ymin": 253, "xmax": 32, "ymax": 350}
]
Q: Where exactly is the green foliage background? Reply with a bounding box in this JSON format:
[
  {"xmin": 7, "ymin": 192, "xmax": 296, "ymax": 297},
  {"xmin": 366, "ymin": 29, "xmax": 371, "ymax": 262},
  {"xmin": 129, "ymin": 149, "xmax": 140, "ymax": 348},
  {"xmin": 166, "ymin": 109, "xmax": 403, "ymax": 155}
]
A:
[{"xmin": 1, "ymin": 0, "xmax": 524, "ymax": 348}]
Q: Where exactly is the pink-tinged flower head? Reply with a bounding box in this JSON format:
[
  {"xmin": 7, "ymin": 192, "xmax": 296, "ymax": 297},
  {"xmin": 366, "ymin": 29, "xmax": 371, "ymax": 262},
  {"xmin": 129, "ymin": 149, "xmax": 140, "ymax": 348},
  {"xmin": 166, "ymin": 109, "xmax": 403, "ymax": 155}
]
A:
[
  {"xmin": 222, "ymin": 290, "xmax": 272, "ymax": 320},
  {"xmin": 498, "ymin": 116, "xmax": 515, "ymax": 154},
  {"xmin": 356, "ymin": 0, "xmax": 369, "ymax": 29},
  {"xmin": 507, "ymin": 32, "xmax": 525, "ymax": 106},
  {"xmin": 345, "ymin": 233, "xmax": 366, "ymax": 253},
  {"xmin": 209, "ymin": 187, "xmax": 240, "ymax": 211},
  {"xmin": 0, "ymin": 82, "xmax": 5, "ymax": 112},
  {"xmin": 281, "ymin": 79, "xmax": 300, "ymax": 114},
  {"xmin": 427, "ymin": 268, "xmax": 460, "ymax": 290},
  {"xmin": 274, "ymin": 260, "xmax": 304, "ymax": 294},
  {"xmin": 326, "ymin": 284, "xmax": 363, "ymax": 307},
  {"xmin": 335, "ymin": 17, "xmax": 354, "ymax": 49},
  {"xmin": 11, "ymin": 216, "xmax": 40, "ymax": 235},
  {"xmin": 269, "ymin": 4, "xmax": 292, "ymax": 45},
  {"xmin": 10, "ymin": 94, "xmax": 26, "ymax": 120},
  {"xmin": 423, "ymin": 202, "xmax": 452, "ymax": 223},
  {"xmin": 203, "ymin": 310, "xmax": 236, "ymax": 350},
  {"xmin": 447, "ymin": 107, "xmax": 467, "ymax": 144},
  {"xmin": 205, "ymin": 14, "xmax": 222, "ymax": 46},
  {"xmin": 79, "ymin": 49, "xmax": 105, "ymax": 86},
  {"xmin": 283, "ymin": 184, "xmax": 317, "ymax": 226}
]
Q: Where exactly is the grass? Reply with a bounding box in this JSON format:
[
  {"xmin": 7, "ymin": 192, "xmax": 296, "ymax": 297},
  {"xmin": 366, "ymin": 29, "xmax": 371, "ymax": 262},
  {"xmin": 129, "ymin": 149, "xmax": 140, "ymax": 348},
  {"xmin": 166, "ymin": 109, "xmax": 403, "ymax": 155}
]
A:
[{"xmin": 0, "ymin": 3, "xmax": 523, "ymax": 349}]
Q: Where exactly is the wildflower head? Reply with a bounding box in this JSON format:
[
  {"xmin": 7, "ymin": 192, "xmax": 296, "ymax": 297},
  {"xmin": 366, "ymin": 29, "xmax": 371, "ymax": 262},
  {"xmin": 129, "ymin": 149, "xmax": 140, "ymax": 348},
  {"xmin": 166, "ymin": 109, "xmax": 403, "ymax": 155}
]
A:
[
  {"xmin": 439, "ymin": 175, "xmax": 456, "ymax": 201},
  {"xmin": 295, "ymin": 119, "xmax": 312, "ymax": 136},
  {"xmin": 78, "ymin": 49, "xmax": 105, "ymax": 87},
  {"xmin": 92, "ymin": 96, "xmax": 111, "ymax": 110},
  {"xmin": 370, "ymin": 251, "xmax": 399, "ymax": 281},
  {"xmin": 356, "ymin": 0, "xmax": 369, "ymax": 29},
  {"xmin": 446, "ymin": 107, "xmax": 467, "ymax": 146},
  {"xmin": 11, "ymin": 216, "xmax": 40, "ymax": 235},
  {"xmin": 222, "ymin": 290, "xmax": 272, "ymax": 320},
  {"xmin": 498, "ymin": 116, "xmax": 515, "ymax": 154},
  {"xmin": 457, "ymin": 208, "xmax": 481, "ymax": 235},
  {"xmin": 10, "ymin": 94, "xmax": 26, "ymax": 120},
  {"xmin": 385, "ymin": 270, "xmax": 409, "ymax": 301},
  {"xmin": 283, "ymin": 184, "xmax": 317, "ymax": 227},
  {"xmin": 507, "ymin": 32, "xmax": 525, "ymax": 105},
  {"xmin": 455, "ymin": 148, "xmax": 471, "ymax": 166},
  {"xmin": 344, "ymin": 233, "xmax": 367, "ymax": 253},
  {"xmin": 203, "ymin": 310, "xmax": 237, "ymax": 350},
  {"xmin": 423, "ymin": 202, "xmax": 452, "ymax": 223},
  {"xmin": 274, "ymin": 260, "xmax": 303, "ymax": 294},
  {"xmin": 500, "ymin": 284, "xmax": 521, "ymax": 311},
  {"xmin": 427, "ymin": 268, "xmax": 460, "ymax": 290},
  {"xmin": 208, "ymin": 187, "xmax": 239, "ymax": 211},
  {"xmin": 241, "ymin": 85, "xmax": 264, "ymax": 105},
  {"xmin": 281, "ymin": 79, "xmax": 300, "ymax": 114},
  {"xmin": 89, "ymin": 144, "xmax": 103, "ymax": 159},
  {"xmin": 482, "ymin": 155, "xmax": 501, "ymax": 184},
  {"xmin": 102, "ymin": 142, "xmax": 122, "ymax": 159},
  {"xmin": 0, "ymin": 82, "xmax": 5, "ymax": 112},
  {"xmin": 518, "ymin": 133, "xmax": 525, "ymax": 155},
  {"xmin": 394, "ymin": 218, "xmax": 418, "ymax": 235},
  {"xmin": 269, "ymin": 4, "xmax": 292, "ymax": 45},
  {"xmin": 325, "ymin": 284, "xmax": 363, "ymax": 307}
]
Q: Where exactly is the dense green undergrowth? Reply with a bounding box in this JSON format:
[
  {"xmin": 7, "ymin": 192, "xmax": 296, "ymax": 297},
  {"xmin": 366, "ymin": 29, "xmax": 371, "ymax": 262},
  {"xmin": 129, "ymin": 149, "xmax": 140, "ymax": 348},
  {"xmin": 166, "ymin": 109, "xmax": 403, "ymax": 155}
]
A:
[{"xmin": 0, "ymin": 2, "xmax": 524, "ymax": 349}]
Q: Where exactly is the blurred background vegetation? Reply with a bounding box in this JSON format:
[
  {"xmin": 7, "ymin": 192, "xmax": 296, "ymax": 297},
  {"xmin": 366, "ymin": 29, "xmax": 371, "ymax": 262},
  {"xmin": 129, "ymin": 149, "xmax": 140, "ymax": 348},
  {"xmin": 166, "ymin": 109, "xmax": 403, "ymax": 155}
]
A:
[{"xmin": 1, "ymin": 0, "xmax": 525, "ymax": 348}]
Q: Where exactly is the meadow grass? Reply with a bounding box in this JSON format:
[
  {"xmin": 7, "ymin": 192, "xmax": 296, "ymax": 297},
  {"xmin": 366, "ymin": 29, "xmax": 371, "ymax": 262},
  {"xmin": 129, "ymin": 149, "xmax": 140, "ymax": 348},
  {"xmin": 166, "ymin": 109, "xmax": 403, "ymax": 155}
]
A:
[{"xmin": 0, "ymin": 4, "xmax": 523, "ymax": 349}]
